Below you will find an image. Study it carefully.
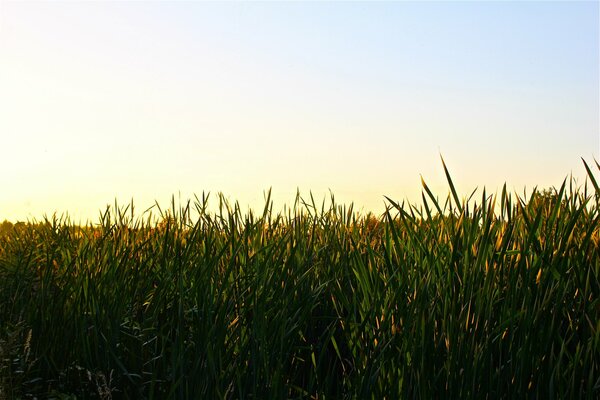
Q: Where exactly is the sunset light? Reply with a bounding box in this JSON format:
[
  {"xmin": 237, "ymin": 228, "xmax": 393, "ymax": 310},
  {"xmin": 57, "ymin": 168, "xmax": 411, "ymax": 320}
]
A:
[{"xmin": 1, "ymin": 1, "xmax": 597, "ymax": 222}]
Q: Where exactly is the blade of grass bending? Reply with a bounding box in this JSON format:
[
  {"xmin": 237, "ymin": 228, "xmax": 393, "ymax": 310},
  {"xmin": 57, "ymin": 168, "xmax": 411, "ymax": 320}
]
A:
[
  {"xmin": 440, "ymin": 155, "xmax": 463, "ymax": 213},
  {"xmin": 421, "ymin": 192, "xmax": 432, "ymax": 220},
  {"xmin": 582, "ymin": 158, "xmax": 600, "ymax": 194},
  {"xmin": 383, "ymin": 196, "xmax": 401, "ymax": 212},
  {"xmin": 421, "ymin": 176, "xmax": 443, "ymax": 215}
]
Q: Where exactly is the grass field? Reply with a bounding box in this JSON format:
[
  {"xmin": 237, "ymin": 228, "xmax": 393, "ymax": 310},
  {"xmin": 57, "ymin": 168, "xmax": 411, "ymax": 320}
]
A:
[{"xmin": 1, "ymin": 159, "xmax": 599, "ymax": 399}]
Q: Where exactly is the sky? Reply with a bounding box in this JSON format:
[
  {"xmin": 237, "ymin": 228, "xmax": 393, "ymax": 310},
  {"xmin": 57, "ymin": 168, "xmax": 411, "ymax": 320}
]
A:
[{"xmin": 0, "ymin": 0, "xmax": 598, "ymax": 223}]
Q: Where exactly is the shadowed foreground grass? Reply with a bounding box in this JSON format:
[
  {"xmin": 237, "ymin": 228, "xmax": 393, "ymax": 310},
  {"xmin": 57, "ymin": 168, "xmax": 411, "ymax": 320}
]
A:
[{"xmin": 1, "ymin": 159, "xmax": 599, "ymax": 399}]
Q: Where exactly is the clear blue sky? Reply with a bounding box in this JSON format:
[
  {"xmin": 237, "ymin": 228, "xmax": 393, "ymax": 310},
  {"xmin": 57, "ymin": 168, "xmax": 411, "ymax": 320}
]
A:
[{"xmin": 0, "ymin": 1, "xmax": 598, "ymax": 222}]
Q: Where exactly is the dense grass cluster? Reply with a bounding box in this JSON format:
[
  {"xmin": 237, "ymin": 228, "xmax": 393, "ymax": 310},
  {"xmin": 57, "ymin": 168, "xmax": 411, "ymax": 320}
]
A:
[{"xmin": 1, "ymin": 160, "xmax": 599, "ymax": 399}]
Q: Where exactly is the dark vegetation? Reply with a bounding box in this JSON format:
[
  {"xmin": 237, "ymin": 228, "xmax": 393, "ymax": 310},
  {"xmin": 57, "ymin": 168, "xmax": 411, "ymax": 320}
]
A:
[{"xmin": 1, "ymin": 159, "xmax": 599, "ymax": 399}]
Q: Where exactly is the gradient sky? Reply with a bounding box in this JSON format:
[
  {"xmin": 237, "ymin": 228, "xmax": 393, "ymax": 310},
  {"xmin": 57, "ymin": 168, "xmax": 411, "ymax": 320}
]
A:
[{"xmin": 0, "ymin": 1, "xmax": 598, "ymax": 223}]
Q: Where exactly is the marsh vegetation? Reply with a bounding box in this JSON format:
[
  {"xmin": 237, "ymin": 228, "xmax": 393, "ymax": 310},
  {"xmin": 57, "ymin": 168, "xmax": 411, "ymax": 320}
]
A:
[{"xmin": 1, "ymin": 159, "xmax": 599, "ymax": 399}]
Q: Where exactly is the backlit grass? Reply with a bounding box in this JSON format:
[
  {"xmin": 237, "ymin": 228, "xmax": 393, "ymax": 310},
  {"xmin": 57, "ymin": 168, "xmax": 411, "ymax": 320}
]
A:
[{"xmin": 1, "ymin": 158, "xmax": 599, "ymax": 399}]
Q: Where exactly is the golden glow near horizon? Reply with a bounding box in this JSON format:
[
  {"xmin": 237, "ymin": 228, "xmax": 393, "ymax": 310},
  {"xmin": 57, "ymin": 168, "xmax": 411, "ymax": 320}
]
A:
[{"xmin": 0, "ymin": 1, "xmax": 598, "ymax": 223}]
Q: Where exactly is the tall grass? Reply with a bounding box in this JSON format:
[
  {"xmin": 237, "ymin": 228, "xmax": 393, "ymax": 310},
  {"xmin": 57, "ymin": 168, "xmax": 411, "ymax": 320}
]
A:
[{"xmin": 1, "ymin": 159, "xmax": 599, "ymax": 399}]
